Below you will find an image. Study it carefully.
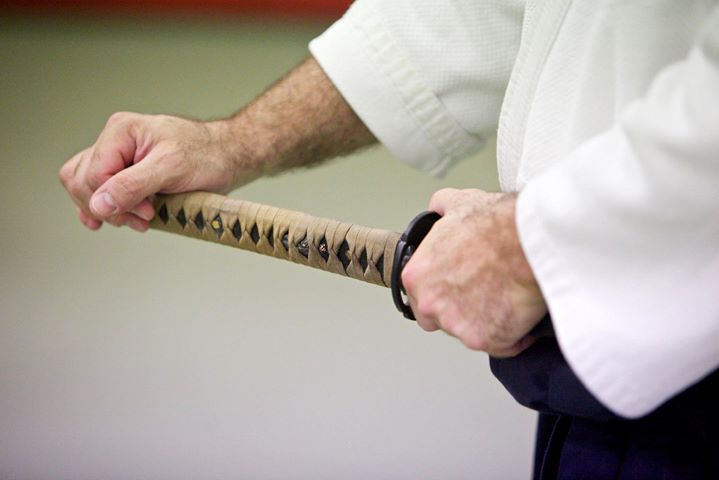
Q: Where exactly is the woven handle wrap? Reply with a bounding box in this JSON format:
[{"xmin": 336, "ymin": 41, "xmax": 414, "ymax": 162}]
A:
[{"xmin": 150, "ymin": 192, "xmax": 401, "ymax": 287}]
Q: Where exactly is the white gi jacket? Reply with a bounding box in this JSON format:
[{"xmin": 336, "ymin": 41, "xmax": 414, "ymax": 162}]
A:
[{"xmin": 310, "ymin": 0, "xmax": 719, "ymax": 419}]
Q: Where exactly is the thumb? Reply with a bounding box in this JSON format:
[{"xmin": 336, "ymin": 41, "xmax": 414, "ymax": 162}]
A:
[{"xmin": 89, "ymin": 159, "xmax": 162, "ymax": 219}]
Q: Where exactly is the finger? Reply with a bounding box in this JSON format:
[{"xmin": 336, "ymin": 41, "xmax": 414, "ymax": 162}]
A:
[
  {"xmin": 428, "ymin": 188, "xmax": 460, "ymax": 215},
  {"xmin": 59, "ymin": 152, "xmax": 81, "ymax": 188},
  {"xmin": 68, "ymin": 182, "xmax": 103, "ymax": 228},
  {"xmin": 104, "ymin": 212, "xmax": 150, "ymax": 232},
  {"xmin": 86, "ymin": 112, "xmax": 140, "ymax": 191},
  {"xmin": 415, "ymin": 313, "xmax": 440, "ymax": 332},
  {"xmin": 89, "ymin": 157, "xmax": 162, "ymax": 219},
  {"xmin": 130, "ymin": 198, "xmax": 155, "ymax": 222},
  {"xmin": 77, "ymin": 207, "xmax": 102, "ymax": 230},
  {"xmin": 125, "ymin": 215, "xmax": 150, "ymax": 233},
  {"xmin": 408, "ymin": 295, "xmax": 440, "ymax": 332},
  {"xmin": 61, "ymin": 149, "xmax": 97, "ymax": 210}
]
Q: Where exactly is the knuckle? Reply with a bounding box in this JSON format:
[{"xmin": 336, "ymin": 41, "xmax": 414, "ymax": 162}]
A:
[
  {"xmin": 461, "ymin": 334, "xmax": 487, "ymax": 352},
  {"xmin": 400, "ymin": 263, "xmax": 420, "ymax": 292},
  {"xmin": 105, "ymin": 111, "xmax": 132, "ymax": 127},
  {"xmin": 66, "ymin": 182, "xmax": 79, "ymax": 197},
  {"xmin": 58, "ymin": 162, "xmax": 72, "ymax": 185},
  {"xmin": 417, "ymin": 289, "xmax": 444, "ymax": 322},
  {"xmin": 86, "ymin": 168, "xmax": 106, "ymax": 190},
  {"xmin": 59, "ymin": 152, "xmax": 83, "ymax": 186},
  {"xmin": 417, "ymin": 319, "xmax": 438, "ymax": 332},
  {"xmin": 416, "ymin": 294, "xmax": 438, "ymax": 320},
  {"xmin": 65, "ymin": 178, "xmax": 83, "ymax": 198},
  {"xmin": 429, "ymin": 188, "xmax": 453, "ymax": 205}
]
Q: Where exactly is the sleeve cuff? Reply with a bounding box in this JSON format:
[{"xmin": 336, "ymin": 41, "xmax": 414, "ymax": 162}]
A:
[
  {"xmin": 516, "ymin": 176, "xmax": 656, "ymax": 419},
  {"xmin": 309, "ymin": 2, "xmax": 483, "ymax": 176}
]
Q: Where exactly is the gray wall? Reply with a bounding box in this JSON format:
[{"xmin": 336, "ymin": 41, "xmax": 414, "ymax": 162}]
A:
[{"xmin": 0, "ymin": 14, "xmax": 535, "ymax": 479}]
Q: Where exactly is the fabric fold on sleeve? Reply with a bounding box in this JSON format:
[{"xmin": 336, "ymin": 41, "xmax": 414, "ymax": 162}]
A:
[
  {"xmin": 516, "ymin": 8, "xmax": 719, "ymax": 418},
  {"xmin": 310, "ymin": 0, "xmax": 523, "ymax": 176}
]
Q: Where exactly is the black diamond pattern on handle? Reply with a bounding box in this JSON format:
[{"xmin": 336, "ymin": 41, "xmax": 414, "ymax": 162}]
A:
[
  {"xmin": 154, "ymin": 196, "xmax": 392, "ymax": 286},
  {"xmin": 176, "ymin": 208, "xmax": 187, "ymax": 228},
  {"xmin": 158, "ymin": 204, "xmax": 169, "ymax": 224},
  {"xmin": 210, "ymin": 214, "xmax": 223, "ymax": 237},
  {"xmin": 194, "ymin": 211, "xmax": 205, "ymax": 230},
  {"xmin": 318, "ymin": 236, "xmax": 329, "ymax": 262},
  {"xmin": 359, "ymin": 250, "xmax": 368, "ymax": 272},
  {"xmin": 231, "ymin": 219, "xmax": 242, "ymax": 240},
  {"xmin": 338, "ymin": 240, "xmax": 350, "ymax": 271}
]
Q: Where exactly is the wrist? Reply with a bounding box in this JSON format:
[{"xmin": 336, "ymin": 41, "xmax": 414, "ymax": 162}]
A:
[
  {"xmin": 498, "ymin": 193, "xmax": 542, "ymax": 293},
  {"xmin": 205, "ymin": 117, "xmax": 266, "ymax": 189}
]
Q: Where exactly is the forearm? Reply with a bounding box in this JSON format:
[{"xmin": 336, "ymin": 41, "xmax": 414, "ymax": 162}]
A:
[{"xmin": 214, "ymin": 57, "xmax": 377, "ymax": 187}]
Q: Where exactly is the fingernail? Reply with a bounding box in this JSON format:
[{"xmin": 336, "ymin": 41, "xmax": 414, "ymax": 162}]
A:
[
  {"xmin": 132, "ymin": 207, "xmax": 154, "ymax": 222},
  {"xmin": 91, "ymin": 192, "xmax": 117, "ymax": 216}
]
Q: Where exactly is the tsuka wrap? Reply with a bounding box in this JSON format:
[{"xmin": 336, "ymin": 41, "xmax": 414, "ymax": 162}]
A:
[{"xmin": 150, "ymin": 192, "xmax": 401, "ymax": 287}]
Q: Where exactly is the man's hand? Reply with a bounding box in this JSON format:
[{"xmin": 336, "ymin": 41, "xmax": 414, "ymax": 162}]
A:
[
  {"xmin": 59, "ymin": 58, "xmax": 376, "ymax": 233},
  {"xmin": 59, "ymin": 113, "xmax": 251, "ymax": 232},
  {"xmin": 401, "ymin": 188, "xmax": 547, "ymax": 358}
]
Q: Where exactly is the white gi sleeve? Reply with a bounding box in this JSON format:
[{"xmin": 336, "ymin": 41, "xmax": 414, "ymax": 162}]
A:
[
  {"xmin": 517, "ymin": 7, "xmax": 719, "ymax": 418},
  {"xmin": 310, "ymin": 0, "xmax": 524, "ymax": 176}
]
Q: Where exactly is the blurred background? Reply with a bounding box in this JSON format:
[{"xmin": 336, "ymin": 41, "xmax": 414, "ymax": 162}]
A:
[{"xmin": 1, "ymin": 2, "xmax": 535, "ymax": 479}]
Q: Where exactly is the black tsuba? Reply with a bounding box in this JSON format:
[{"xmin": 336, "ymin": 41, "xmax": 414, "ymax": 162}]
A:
[{"xmin": 390, "ymin": 211, "xmax": 441, "ymax": 320}]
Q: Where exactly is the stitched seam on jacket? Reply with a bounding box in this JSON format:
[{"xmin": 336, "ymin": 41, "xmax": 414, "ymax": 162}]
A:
[{"xmin": 347, "ymin": 3, "xmax": 483, "ymax": 173}]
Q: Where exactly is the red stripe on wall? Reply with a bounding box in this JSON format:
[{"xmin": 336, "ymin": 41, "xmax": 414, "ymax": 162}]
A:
[{"xmin": 3, "ymin": 0, "xmax": 351, "ymax": 19}]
